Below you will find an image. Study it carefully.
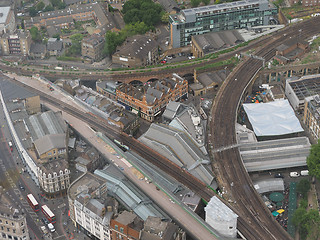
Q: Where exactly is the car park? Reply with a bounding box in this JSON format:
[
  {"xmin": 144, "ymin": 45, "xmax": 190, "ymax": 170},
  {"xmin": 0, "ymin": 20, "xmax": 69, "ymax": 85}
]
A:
[{"xmin": 290, "ymin": 172, "xmax": 300, "ymax": 177}]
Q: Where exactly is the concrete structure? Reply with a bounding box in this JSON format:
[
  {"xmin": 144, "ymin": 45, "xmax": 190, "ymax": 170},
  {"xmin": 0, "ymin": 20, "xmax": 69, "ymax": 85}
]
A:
[
  {"xmin": 0, "ymin": 30, "xmax": 31, "ymax": 56},
  {"xmin": 169, "ymin": 0, "xmax": 277, "ymax": 48},
  {"xmin": 285, "ymin": 74, "xmax": 320, "ymax": 111},
  {"xmin": 116, "ymin": 74, "xmax": 188, "ymax": 122},
  {"xmin": 304, "ymin": 95, "xmax": 320, "ymax": 140},
  {"xmin": 205, "ymin": 196, "xmax": 238, "ymax": 238},
  {"xmin": 37, "ymin": 159, "xmax": 70, "ymax": 198},
  {"xmin": 0, "ymin": 6, "xmax": 15, "ymax": 34},
  {"xmin": 0, "ymin": 194, "xmax": 29, "ymax": 240},
  {"xmin": 191, "ymin": 30, "xmax": 244, "ymax": 58},
  {"xmin": 82, "ymin": 34, "xmax": 105, "ymax": 62},
  {"xmin": 112, "ymin": 35, "xmax": 159, "ymax": 68}
]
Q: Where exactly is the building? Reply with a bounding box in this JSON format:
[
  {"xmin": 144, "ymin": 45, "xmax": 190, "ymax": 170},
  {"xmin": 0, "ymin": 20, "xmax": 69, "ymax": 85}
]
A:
[
  {"xmin": 47, "ymin": 38, "xmax": 63, "ymax": 56},
  {"xmin": 24, "ymin": 95, "xmax": 41, "ymax": 115},
  {"xmin": 81, "ymin": 34, "xmax": 105, "ymax": 62},
  {"xmin": 169, "ymin": 0, "xmax": 277, "ymax": 48},
  {"xmin": 29, "ymin": 43, "xmax": 47, "ymax": 59},
  {"xmin": 108, "ymin": 108, "xmax": 140, "ymax": 135},
  {"xmin": 116, "ymin": 74, "xmax": 188, "ymax": 121},
  {"xmin": 112, "ymin": 35, "xmax": 159, "ymax": 68},
  {"xmin": 74, "ymin": 193, "xmax": 117, "ymax": 240},
  {"xmin": 37, "ymin": 159, "xmax": 70, "ymax": 198},
  {"xmin": 24, "ymin": 111, "xmax": 68, "ymax": 161},
  {"xmin": 0, "ymin": 30, "xmax": 31, "ymax": 56},
  {"xmin": 0, "ymin": 6, "xmax": 15, "ymax": 34},
  {"xmin": 96, "ymin": 80, "xmax": 120, "ymax": 100},
  {"xmin": 110, "ymin": 211, "xmax": 143, "ymax": 240},
  {"xmin": 289, "ymin": 0, "xmax": 320, "ymax": 6},
  {"xmin": 0, "ymin": 195, "xmax": 29, "ymax": 240},
  {"xmin": 156, "ymin": 0, "xmax": 180, "ymax": 14},
  {"xmin": 275, "ymin": 39, "xmax": 309, "ymax": 63},
  {"xmin": 304, "ymin": 95, "xmax": 320, "ymax": 140},
  {"xmin": 191, "ymin": 30, "xmax": 244, "ymax": 58},
  {"xmin": 205, "ymin": 196, "xmax": 238, "ymax": 238},
  {"xmin": 67, "ymin": 172, "xmax": 108, "ymax": 226},
  {"xmin": 285, "ymin": 75, "xmax": 320, "ymax": 112}
]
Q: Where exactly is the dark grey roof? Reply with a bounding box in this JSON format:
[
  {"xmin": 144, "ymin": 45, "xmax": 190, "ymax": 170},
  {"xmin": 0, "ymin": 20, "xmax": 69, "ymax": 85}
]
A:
[
  {"xmin": 63, "ymin": 0, "xmax": 82, "ymax": 5},
  {"xmin": 115, "ymin": 35, "xmax": 157, "ymax": 60},
  {"xmin": 47, "ymin": 26, "xmax": 61, "ymax": 37},
  {"xmin": 30, "ymin": 43, "xmax": 46, "ymax": 54},
  {"xmin": 0, "ymin": 75, "xmax": 37, "ymax": 101},
  {"xmin": 46, "ymin": 16, "xmax": 74, "ymax": 27},
  {"xmin": 47, "ymin": 39, "xmax": 63, "ymax": 51},
  {"xmin": 82, "ymin": 34, "xmax": 105, "ymax": 47},
  {"xmin": 34, "ymin": 134, "xmax": 66, "ymax": 155},
  {"xmin": 156, "ymin": 0, "xmax": 179, "ymax": 13},
  {"xmin": 192, "ymin": 30, "xmax": 244, "ymax": 54}
]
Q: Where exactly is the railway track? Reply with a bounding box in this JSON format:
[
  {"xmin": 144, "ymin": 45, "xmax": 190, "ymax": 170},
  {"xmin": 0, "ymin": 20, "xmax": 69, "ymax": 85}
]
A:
[{"xmin": 210, "ymin": 16, "xmax": 320, "ymax": 240}]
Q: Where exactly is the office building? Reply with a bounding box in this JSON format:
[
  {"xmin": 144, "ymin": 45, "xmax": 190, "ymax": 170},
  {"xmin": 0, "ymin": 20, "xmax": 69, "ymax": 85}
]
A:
[{"xmin": 169, "ymin": 0, "xmax": 277, "ymax": 48}]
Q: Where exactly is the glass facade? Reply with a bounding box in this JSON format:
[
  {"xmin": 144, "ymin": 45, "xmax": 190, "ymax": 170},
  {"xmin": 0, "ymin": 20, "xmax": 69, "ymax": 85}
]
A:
[{"xmin": 170, "ymin": 0, "xmax": 277, "ymax": 48}]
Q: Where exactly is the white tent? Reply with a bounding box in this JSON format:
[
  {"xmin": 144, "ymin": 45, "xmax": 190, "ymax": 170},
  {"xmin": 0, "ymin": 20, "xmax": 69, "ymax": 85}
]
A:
[{"xmin": 243, "ymin": 100, "xmax": 303, "ymax": 136}]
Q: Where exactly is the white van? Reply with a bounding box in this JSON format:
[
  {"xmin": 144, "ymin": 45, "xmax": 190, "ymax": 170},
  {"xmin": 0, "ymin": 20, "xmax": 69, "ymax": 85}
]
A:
[
  {"xmin": 48, "ymin": 223, "xmax": 55, "ymax": 232},
  {"xmin": 290, "ymin": 172, "xmax": 300, "ymax": 177},
  {"xmin": 301, "ymin": 170, "xmax": 309, "ymax": 176}
]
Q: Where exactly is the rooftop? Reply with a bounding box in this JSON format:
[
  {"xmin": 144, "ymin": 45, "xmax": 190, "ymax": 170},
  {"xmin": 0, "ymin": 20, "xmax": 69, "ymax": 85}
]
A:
[
  {"xmin": 40, "ymin": 158, "xmax": 69, "ymax": 173},
  {"xmin": 34, "ymin": 134, "xmax": 66, "ymax": 156},
  {"xmin": 0, "ymin": 6, "xmax": 10, "ymax": 24},
  {"xmin": 30, "ymin": 43, "xmax": 46, "ymax": 54}
]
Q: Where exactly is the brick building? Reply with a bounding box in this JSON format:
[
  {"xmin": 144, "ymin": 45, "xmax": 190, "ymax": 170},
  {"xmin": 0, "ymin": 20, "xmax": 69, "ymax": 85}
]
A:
[
  {"xmin": 0, "ymin": 30, "xmax": 31, "ymax": 56},
  {"xmin": 275, "ymin": 39, "xmax": 309, "ymax": 63},
  {"xmin": 116, "ymin": 74, "xmax": 188, "ymax": 122},
  {"xmin": 304, "ymin": 94, "xmax": 320, "ymax": 140},
  {"xmin": 81, "ymin": 34, "xmax": 105, "ymax": 62},
  {"xmin": 112, "ymin": 35, "xmax": 159, "ymax": 68}
]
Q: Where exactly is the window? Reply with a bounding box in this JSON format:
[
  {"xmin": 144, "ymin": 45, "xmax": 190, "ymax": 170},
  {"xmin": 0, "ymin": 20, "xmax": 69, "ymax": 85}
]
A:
[
  {"xmin": 120, "ymin": 227, "xmax": 124, "ymax": 233},
  {"xmin": 114, "ymin": 225, "xmax": 118, "ymax": 231}
]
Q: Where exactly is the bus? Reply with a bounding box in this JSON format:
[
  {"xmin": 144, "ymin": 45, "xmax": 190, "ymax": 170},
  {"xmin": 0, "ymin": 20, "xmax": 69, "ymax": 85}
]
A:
[
  {"xmin": 26, "ymin": 194, "xmax": 39, "ymax": 212},
  {"xmin": 41, "ymin": 205, "xmax": 56, "ymax": 223}
]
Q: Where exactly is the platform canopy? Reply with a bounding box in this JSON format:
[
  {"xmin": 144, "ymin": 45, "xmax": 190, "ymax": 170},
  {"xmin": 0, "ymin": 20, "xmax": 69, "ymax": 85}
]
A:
[{"xmin": 243, "ymin": 100, "xmax": 304, "ymax": 136}]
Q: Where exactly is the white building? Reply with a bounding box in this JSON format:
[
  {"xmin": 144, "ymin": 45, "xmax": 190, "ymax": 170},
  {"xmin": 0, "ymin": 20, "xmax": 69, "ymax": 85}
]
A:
[
  {"xmin": 0, "ymin": 6, "xmax": 15, "ymax": 34},
  {"xmin": 74, "ymin": 193, "xmax": 116, "ymax": 240},
  {"xmin": 205, "ymin": 196, "xmax": 238, "ymax": 238}
]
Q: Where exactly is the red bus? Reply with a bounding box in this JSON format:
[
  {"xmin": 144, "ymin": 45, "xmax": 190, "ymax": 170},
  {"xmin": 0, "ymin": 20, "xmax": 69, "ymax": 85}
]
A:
[
  {"xmin": 26, "ymin": 194, "xmax": 39, "ymax": 212},
  {"xmin": 41, "ymin": 205, "xmax": 56, "ymax": 223}
]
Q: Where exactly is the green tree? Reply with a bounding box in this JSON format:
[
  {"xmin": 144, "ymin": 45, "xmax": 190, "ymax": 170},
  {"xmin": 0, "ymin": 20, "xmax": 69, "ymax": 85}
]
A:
[
  {"xmin": 202, "ymin": 0, "xmax": 211, "ymax": 5},
  {"xmin": 29, "ymin": 7, "xmax": 37, "ymax": 17},
  {"xmin": 36, "ymin": 1, "xmax": 45, "ymax": 11},
  {"xmin": 104, "ymin": 31, "xmax": 126, "ymax": 55},
  {"xmin": 307, "ymin": 140, "xmax": 320, "ymax": 179},
  {"xmin": 43, "ymin": 5, "xmax": 54, "ymax": 12},
  {"xmin": 191, "ymin": 0, "xmax": 201, "ymax": 7},
  {"xmin": 29, "ymin": 26, "xmax": 42, "ymax": 42},
  {"xmin": 68, "ymin": 34, "xmax": 83, "ymax": 56},
  {"xmin": 297, "ymin": 179, "xmax": 311, "ymax": 199},
  {"xmin": 52, "ymin": 33, "xmax": 60, "ymax": 40},
  {"xmin": 161, "ymin": 12, "xmax": 170, "ymax": 23}
]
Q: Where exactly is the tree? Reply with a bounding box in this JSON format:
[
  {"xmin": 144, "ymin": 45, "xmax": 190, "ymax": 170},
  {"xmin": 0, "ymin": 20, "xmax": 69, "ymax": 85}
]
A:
[
  {"xmin": 297, "ymin": 179, "xmax": 311, "ymax": 199},
  {"xmin": 104, "ymin": 31, "xmax": 126, "ymax": 56},
  {"xmin": 29, "ymin": 7, "xmax": 37, "ymax": 17},
  {"xmin": 202, "ymin": 0, "xmax": 211, "ymax": 5},
  {"xmin": 36, "ymin": 1, "xmax": 45, "ymax": 12},
  {"xmin": 66, "ymin": 33, "xmax": 83, "ymax": 56},
  {"xmin": 52, "ymin": 33, "xmax": 60, "ymax": 40},
  {"xmin": 161, "ymin": 12, "xmax": 170, "ymax": 24},
  {"xmin": 191, "ymin": 0, "xmax": 201, "ymax": 7},
  {"xmin": 29, "ymin": 26, "xmax": 41, "ymax": 42},
  {"xmin": 307, "ymin": 140, "xmax": 320, "ymax": 179}
]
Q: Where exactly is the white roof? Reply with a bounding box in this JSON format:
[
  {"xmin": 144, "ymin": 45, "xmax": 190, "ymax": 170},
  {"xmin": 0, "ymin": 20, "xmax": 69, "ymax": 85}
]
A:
[
  {"xmin": 243, "ymin": 100, "xmax": 303, "ymax": 136},
  {"xmin": 0, "ymin": 7, "xmax": 10, "ymax": 24},
  {"xmin": 205, "ymin": 196, "xmax": 238, "ymax": 222}
]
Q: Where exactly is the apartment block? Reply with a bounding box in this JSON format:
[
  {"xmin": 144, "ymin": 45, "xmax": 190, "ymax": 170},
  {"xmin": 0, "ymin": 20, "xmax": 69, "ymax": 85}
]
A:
[
  {"xmin": 0, "ymin": 31, "xmax": 31, "ymax": 56},
  {"xmin": 82, "ymin": 34, "xmax": 105, "ymax": 62},
  {"xmin": 304, "ymin": 95, "xmax": 320, "ymax": 140},
  {"xmin": 0, "ymin": 6, "xmax": 15, "ymax": 34},
  {"xmin": 169, "ymin": 0, "xmax": 277, "ymax": 48}
]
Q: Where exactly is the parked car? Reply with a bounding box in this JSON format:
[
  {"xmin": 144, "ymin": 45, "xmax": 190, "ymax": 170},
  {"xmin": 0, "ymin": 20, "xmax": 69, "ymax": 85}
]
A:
[
  {"xmin": 301, "ymin": 170, "xmax": 309, "ymax": 176},
  {"xmin": 290, "ymin": 172, "xmax": 300, "ymax": 177},
  {"xmin": 40, "ymin": 226, "xmax": 48, "ymax": 235},
  {"xmin": 274, "ymin": 173, "xmax": 284, "ymax": 178},
  {"xmin": 42, "ymin": 218, "xmax": 49, "ymax": 225},
  {"xmin": 47, "ymin": 223, "xmax": 55, "ymax": 232},
  {"xmin": 160, "ymin": 60, "xmax": 167, "ymax": 64}
]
